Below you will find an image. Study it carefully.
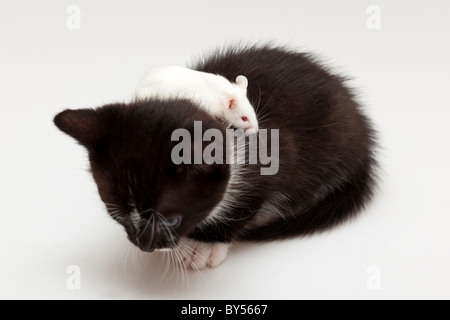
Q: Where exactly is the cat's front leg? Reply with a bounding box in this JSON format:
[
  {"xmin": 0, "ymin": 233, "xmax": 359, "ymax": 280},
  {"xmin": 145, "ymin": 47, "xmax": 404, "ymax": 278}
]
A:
[
  {"xmin": 177, "ymin": 237, "xmax": 229, "ymax": 270},
  {"xmin": 176, "ymin": 204, "xmax": 259, "ymax": 270}
]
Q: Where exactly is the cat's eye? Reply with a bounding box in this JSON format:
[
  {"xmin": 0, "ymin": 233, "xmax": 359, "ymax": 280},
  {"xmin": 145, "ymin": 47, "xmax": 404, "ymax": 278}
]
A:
[{"xmin": 160, "ymin": 216, "xmax": 181, "ymax": 228}]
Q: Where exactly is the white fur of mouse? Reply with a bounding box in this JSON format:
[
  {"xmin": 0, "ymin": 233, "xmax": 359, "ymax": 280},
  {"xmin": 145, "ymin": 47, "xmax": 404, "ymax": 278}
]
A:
[{"xmin": 135, "ymin": 66, "xmax": 259, "ymax": 133}]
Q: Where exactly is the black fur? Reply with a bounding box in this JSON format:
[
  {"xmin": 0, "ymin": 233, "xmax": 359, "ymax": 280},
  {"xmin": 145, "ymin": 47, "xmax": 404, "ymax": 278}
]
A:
[
  {"xmin": 54, "ymin": 100, "xmax": 230, "ymax": 251},
  {"xmin": 54, "ymin": 44, "xmax": 377, "ymax": 252},
  {"xmin": 193, "ymin": 44, "xmax": 377, "ymax": 241}
]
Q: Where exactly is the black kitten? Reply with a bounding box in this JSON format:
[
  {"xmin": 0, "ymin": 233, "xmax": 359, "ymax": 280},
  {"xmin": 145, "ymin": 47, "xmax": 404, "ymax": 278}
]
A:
[{"xmin": 54, "ymin": 45, "xmax": 377, "ymax": 269}]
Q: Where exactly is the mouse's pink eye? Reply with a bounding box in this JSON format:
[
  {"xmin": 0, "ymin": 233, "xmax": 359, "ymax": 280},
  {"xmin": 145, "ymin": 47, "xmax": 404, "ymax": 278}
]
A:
[{"xmin": 242, "ymin": 116, "xmax": 248, "ymax": 122}]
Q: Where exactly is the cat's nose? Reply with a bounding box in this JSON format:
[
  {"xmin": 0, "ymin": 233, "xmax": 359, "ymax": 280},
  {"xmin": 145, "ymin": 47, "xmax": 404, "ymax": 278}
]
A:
[
  {"xmin": 137, "ymin": 239, "xmax": 156, "ymax": 253},
  {"xmin": 136, "ymin": 234, "xmax": 158, "ymax": 252},
  {"xmin": 140, "ymin": 246, "xmax": 155, "ymax": 253}
]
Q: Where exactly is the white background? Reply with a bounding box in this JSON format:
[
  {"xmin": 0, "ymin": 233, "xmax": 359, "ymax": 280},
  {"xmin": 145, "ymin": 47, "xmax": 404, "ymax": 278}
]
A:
[{"xmin": 1, "ymin": 0, "xmax": 449, "ymax": 299}]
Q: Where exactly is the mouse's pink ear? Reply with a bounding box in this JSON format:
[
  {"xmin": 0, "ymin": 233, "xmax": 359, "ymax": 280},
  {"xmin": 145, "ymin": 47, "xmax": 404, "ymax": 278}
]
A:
[
  {"xmin": 228, "ymin": 98, "xmax": 236, "ymax": 109},
  {"xmin": 235, "ymin": 75, "xmax": 248, "ymax": 90}
]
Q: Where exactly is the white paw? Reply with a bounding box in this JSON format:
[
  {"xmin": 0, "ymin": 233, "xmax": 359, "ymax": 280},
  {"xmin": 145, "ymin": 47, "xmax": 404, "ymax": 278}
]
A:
[
  {"xmin": 177, "ymin": 237, "xmax": 229, "ymax": 270},
  {"xmin": 245, "ymin": 128, "xmax": 258, "ymax": 135}
]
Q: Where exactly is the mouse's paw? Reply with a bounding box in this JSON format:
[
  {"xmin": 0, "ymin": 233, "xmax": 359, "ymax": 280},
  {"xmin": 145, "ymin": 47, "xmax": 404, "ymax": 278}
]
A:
[
  {"xmin": 177, "ymin": 237, "xmax": 229, "ymax": 270},
  {"xmin": 245, "ymin": 128, "xmax": 258, "ymax": 135}
]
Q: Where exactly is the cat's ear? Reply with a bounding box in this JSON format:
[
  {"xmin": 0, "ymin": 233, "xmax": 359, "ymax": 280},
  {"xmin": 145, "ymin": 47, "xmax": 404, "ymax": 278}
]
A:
[{"xmin": 54, "ymin": 108, "xmax": 106, "ymax": 149}]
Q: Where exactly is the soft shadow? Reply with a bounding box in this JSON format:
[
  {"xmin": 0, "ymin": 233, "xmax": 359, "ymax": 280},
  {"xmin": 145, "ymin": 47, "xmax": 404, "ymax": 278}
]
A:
[{"xmin": 73, "ymin": 239, "xmax": 263, "ymax": 298}]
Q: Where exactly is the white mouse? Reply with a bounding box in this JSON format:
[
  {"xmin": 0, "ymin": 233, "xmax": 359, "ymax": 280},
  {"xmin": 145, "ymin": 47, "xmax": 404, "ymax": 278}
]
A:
[{"xmin": 135, "ymin": 66, "xmax": 259, "ymax": 133}]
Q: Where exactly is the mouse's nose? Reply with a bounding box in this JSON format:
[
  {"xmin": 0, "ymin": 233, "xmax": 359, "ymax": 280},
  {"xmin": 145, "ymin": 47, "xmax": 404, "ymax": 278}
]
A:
[{"xmin": 246, "ymin": 128, "xmax": 258, "ymax": 135}]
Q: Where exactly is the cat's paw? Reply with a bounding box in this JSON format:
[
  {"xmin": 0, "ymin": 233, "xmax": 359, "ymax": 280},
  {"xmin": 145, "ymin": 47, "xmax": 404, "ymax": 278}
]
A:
[{"xmin": 177, "ymin": 237, "xmax": 229, "ymax": 270}]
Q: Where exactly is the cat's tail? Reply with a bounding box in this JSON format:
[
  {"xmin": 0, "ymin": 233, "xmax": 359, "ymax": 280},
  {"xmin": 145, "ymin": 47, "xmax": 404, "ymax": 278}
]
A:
[{"xmin": 238, "ymin": 151, "xmax": 378, "ymax": 241}]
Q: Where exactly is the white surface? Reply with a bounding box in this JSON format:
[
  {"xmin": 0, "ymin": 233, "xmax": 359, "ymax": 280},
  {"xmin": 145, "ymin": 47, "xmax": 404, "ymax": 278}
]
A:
[{"xmin": 1, "ymin": 0, "xmax": 449, "ymax": 300}]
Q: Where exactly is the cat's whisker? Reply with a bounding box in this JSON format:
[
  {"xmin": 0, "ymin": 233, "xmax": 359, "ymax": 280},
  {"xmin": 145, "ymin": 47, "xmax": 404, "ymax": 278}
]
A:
[
  {"xmin": 104, "ymin": 202, "xmax": 120, "ymax": 208},
  {"xmin": 169, "ymin": 246, "xmax": 180, "ymax": 284},
  {"xmin": 127, "ymin": 171, "xmax": 137, "ymax": 208},
  {"xmin": 124, "ymin": 244, "xmax": 134, "ymax": 279},
  {"xmin": 174, "ymin": 246, "xmax": 188, "ymax": 288},
  {"xmin": 109, "ymin": 210, "xmax": 128, "ymax": 223},
  {"xmin": 107, "ymin": 208, "xmax": 122, "ymax": 214},
  {"xmin": 108, "ymin": 210, "xmax": 124, "ymax": 215},
  {"xmin": 150, "ymin": 215, "xmax": 156, "ymax": 248},
  {"xmin": 159, "ymin": 252, "xmax": 167, "ymax": 279},
  {"xmin": 109, "ymin": 210, "xmax": 123, "ymax": 216},
  {"xmin": 133, "ymin": 246, "xmax": 143, "ymax": 279},
  {"xmin": 112, "ymin": 242, "xmax": 127, "ymax": 281},
  {"xmin": 162, "ymin": 250, "xmax": 171, "ymax": 281},
  {"xmin": 139, "ymin": 208, "xmax": 154, "ymax": 216},
  {"xmin": 177, "ymin": 241, "xmax": 209, "ymax": 272},
  {"xmin": 170, "ymin": 245, "xmax": 182, "ymax": 287},
  {"xmin": 130, "ymin": 246, "xmax": 138, "ymax": 278},
  {"xmin": 163, "ymin": 223, "xmax": 177, "ymax": 247},
  {"xmin": 137, "ymin": 212, "xmax": 154, "ymax": 239},
  {"xmin": 166, "ymin": 249, "xmax": 174, "ymax": 283},
  {"xmin": 181, "ymin": 247, "xmax": 191, "ymax": 288},
  {"xmin": 157, "ymin": 221, "xmax": 186, "ymax": 285},
  {"xmin": 177, "ymin": 242, "xmax": 204, "ymax": 279}
]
